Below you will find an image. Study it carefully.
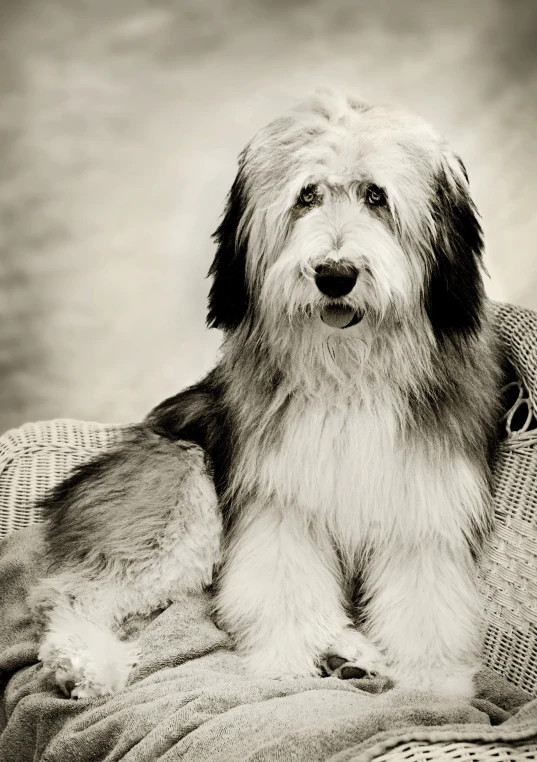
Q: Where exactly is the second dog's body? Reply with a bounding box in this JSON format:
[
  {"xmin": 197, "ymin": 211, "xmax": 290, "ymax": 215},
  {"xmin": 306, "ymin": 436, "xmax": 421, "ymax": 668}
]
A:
[{"xmin": 31, "ymin": 91, "xmax": 503, "ymax": 699}]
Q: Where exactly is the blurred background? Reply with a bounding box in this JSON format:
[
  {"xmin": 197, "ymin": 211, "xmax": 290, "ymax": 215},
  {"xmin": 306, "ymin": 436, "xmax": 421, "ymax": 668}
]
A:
[{"xmin": 1, "ymin": 0, "xmax": 536, "ymax": 433}]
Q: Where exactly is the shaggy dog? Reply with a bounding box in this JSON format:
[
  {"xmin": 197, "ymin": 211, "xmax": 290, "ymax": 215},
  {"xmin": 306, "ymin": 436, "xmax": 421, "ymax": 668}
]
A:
[{"xmin": 30, "ymin": 90, "xmax": 502, "ymax": 700}]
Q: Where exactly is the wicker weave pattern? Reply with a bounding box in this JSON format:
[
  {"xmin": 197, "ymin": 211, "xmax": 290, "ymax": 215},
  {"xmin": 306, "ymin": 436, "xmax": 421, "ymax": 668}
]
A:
[
  {"xmin": 493, "ymin": 302, "xmax": 537, "ymax": 411},
  {"xmin": 479, "ymin": 438, "xmax": 537, "ymax": 695},
  {"xmin": 0, "ymin": 419, "xmax": 124, "ymax": 537},
  {"xmin": 477, "ymin": 303, "xmax": 537, "ymax": 696},
  {"xmin": 373, "ymin": 740, "xmax": 537, "ymax": 761}
]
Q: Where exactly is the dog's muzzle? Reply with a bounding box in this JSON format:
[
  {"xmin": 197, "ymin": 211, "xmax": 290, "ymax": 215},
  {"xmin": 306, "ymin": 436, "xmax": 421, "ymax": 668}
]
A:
[{"xmin": 314, "ymin": 263, "xmax": 363, "ymax": 328}]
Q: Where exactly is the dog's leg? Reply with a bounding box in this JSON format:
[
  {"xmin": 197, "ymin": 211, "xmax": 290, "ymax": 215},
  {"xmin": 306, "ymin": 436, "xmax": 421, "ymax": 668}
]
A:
[
  {"xmin": 363, "ymin": 539, "xmax": 482, "ymax": 698},
  {"xmin": 32, "ymin": 577, "xmax": 139, "ymax": 698},
  {"xmin": 216, "ymin": 504, "xmax": 387, "ymax": 679}
]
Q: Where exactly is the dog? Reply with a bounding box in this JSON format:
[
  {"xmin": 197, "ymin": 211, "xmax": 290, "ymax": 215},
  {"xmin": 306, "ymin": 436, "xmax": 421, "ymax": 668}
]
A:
[{"xmin": 30, "ymin": 90, "xmax": 503, "ymax": 700}]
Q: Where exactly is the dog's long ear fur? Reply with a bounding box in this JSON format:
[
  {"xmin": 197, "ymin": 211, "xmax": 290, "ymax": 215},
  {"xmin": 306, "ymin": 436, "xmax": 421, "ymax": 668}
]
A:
[
  {"xmin": 207, "ymin": 167, "xmax": 250, "ymax": 330},
  {"xmin": 424, "ymin": 160, "xmax": 485, "ymax": 345}
]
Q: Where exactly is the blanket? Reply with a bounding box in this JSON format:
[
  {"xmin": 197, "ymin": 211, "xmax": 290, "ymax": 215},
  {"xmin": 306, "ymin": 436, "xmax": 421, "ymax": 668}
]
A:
[{"xmin": 1, "ymin": 525, "xmax": 536, "ymax": 762}]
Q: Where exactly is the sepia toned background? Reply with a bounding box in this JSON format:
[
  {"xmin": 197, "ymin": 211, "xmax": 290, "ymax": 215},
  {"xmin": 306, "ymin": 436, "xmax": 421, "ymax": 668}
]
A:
[{"xmin": 1, "ymin": 0, "xmax": 536, "ymax": 433}]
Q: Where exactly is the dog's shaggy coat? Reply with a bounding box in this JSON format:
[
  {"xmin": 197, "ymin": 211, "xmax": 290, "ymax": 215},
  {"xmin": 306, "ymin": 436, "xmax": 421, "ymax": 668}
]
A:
[{"xmin": 30, "ymin": 91, "xmax": 503, "ymax": 699}]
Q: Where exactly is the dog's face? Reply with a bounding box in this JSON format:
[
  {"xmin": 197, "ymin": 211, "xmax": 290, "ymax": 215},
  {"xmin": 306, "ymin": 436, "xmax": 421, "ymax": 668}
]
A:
[{"xmin": 208, "ymin": 91, "xmax": 484, "ymax": 352}]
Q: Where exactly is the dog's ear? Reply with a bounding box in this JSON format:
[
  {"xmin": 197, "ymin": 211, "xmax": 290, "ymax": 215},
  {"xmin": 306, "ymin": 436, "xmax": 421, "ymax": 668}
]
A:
[
  {"xmin": 424, "ymin": 158, "xmax": 485, "ymax": 345},
  {"xmin": 207, "ymin": 168, "xmax": 250, "ymax": 330}
]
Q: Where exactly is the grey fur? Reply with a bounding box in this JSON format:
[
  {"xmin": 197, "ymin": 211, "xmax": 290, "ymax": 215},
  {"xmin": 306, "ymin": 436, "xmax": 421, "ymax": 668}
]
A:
[{"xmin": 30, "ymin": 426, "xmax": 221, "ymax": 697}]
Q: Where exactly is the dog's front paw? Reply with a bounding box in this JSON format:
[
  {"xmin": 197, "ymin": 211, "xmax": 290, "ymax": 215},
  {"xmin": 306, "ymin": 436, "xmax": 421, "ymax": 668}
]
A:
[{"xmin": 322, "ymin": 627, "xmax": 391, "ymax": 681}]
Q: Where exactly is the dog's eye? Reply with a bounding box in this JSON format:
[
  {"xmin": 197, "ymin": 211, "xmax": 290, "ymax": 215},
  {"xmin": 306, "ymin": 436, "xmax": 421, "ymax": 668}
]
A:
[
  {"xmin": 365, "ymin": 185, "xmax": 387, "ymax": 207},
  {"xmin": 297, "ymin": 185, "xmax": 318, "ymax": 207}
]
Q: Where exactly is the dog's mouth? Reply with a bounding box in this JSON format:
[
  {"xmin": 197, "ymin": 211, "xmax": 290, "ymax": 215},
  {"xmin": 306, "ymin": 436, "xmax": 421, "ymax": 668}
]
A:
[{"xmin": 320, "ymin": 304, "xmax": 365, "ymax": 329}]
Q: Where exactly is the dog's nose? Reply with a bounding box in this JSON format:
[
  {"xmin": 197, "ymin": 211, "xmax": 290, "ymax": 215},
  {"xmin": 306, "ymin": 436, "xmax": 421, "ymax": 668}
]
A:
[{"xmin": 314, "ymin": 262, "xmax": 358, "ymax": 298}]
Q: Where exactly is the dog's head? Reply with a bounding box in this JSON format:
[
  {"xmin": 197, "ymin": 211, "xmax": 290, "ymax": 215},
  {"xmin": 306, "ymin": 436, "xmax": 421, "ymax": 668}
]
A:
[{"xmin": 208, "ymin": 90, "xmax": 484, "ymax": 354}]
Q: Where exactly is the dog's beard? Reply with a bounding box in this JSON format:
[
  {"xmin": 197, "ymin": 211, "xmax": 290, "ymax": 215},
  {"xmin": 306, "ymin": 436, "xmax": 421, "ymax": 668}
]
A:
[
  {"xmin": 254, "ymin": 283, "xmax": 380, "ymax": 396},
  {"xmin": 252, "ymin": 228, "xmax": 423, "ymax": 392}
]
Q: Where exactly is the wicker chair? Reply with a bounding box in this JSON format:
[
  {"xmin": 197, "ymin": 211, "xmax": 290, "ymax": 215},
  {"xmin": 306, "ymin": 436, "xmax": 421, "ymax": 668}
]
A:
[{"xmin": 1, "ymin": 301, "xmax": 536, "ymax": 762}]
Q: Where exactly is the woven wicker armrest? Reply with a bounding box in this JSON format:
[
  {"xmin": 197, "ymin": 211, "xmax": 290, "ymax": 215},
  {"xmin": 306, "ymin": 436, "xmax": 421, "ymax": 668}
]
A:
[
  {"xmin": 478, "ymin": 303, "xmax": 537, "ymax": 696},
  {"xmin": 0, "ymin": 419, "xmax": 124, "ymax": 537}
]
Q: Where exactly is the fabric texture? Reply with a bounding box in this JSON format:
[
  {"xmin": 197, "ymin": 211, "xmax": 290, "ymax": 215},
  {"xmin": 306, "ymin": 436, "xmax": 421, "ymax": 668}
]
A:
[{"xmin": 0, "ymin": 300, "xmax": 537, "ymax": 762}]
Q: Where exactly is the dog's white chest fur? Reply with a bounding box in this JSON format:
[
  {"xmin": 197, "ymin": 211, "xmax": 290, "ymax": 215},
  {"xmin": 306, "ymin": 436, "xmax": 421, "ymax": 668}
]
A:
[{"xmin": 240, "ymin": 394, "xmax": 483, "ymax": 556}]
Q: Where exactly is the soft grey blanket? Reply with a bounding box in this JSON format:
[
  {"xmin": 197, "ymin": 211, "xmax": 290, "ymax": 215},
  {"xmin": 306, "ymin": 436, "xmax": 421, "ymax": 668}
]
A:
[{"xmin": 1, "ymin": 525, "xmax": 536, "ymax": 762}]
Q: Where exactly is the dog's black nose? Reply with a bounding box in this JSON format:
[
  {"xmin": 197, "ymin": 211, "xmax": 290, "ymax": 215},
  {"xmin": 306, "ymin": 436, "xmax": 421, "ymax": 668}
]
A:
[{"xmin": 314, "ymin": 263, "xmax": 358, "ymax": 298}]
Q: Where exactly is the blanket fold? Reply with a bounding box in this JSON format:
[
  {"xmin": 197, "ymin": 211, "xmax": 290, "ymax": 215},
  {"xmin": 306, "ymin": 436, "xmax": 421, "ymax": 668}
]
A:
[{"xmin": 1, "ymin": 526, "xmax": 536, "ymax": 762}]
